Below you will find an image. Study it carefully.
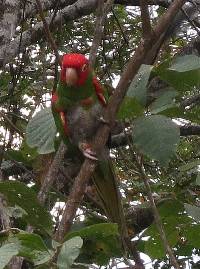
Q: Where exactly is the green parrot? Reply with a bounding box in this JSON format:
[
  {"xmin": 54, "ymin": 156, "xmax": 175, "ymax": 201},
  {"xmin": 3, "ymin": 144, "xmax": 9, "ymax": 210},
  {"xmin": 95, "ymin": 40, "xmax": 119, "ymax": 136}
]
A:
[{"xmin": 51, "ymin": 53, "xmax": 127, "ymax": 241}]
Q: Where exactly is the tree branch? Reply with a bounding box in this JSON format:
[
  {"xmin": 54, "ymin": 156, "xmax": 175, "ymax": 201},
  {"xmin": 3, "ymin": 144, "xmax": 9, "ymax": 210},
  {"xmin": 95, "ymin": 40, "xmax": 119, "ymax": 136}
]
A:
[
  {"xmin": 0, "ymin": 0, "xmax": 99, "ymax": 68},
  {"xmin": 0, "ymin": 111, "xmax": 24, "ymax": 138},
  {"xmin": 37, "ymin": 142, "xmax": 66, "ymax": 204},
  {"xmin": 89, "ymin": 0, "xmax": 114, "ymax": 67},
  {"xmin": 111, "ymin": 124, "xmax": 200, "ymax": 148},
  {"xmin": 0, "ymin": 0, "xmax": 191, "ymax": 69},
  {"xmin": 140, "ymin": 0, "xmax": 152, "ymax": 39},
  {"xmin": 35, "ymin": 0, "xmax": 61, "ymax": 66},
  {"xmin": 180, "ymin": 94, "xmax": 200, "ymax": 109}
]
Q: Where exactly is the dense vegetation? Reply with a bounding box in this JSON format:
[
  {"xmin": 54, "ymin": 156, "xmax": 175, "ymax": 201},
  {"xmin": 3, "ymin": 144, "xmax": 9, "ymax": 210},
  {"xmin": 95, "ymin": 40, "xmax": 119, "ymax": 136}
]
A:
[{"xmin": 0, "ymin": 1, "xmax": 200, "ymax": 268}]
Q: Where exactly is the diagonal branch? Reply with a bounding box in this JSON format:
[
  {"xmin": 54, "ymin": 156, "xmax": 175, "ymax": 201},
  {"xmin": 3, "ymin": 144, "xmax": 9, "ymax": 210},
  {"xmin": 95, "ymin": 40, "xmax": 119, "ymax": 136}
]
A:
[
  {"xmin": 54, "ymin": 0, "xmax": 186, "ymax": 243},
  {"xmin": 89, "ymin": 0, "xmax": 114, "ymax": 67},
  {"xmin": 0, "ymin": 0, "xmax": 99, "ymax": 68},
  {"xmin": 35, "ymin": 0, "xmax": 61, "ymax": 66},
  {"xmin": 0, "ymin": 111, "xmax": 24, "ymax": 138}
]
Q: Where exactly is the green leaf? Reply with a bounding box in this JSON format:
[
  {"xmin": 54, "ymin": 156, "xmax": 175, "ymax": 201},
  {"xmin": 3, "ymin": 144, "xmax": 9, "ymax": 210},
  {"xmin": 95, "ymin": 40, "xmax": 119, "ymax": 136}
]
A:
[
  {"xmin": 132, "ymin": 115, "xmax": 180, "ymax": 165},
  {"xmin": 26, "ymin": 107, "xmax": 57, "ymax": 154},
  {"xmin": 144, "ymin": 224, "xmax": 165, "ymax": 259},
  {"xmin": 184, "ymin": 225, "xmax": 200, "ymax": 248},
  {"xmin": 159, "ymin": 69, "xmax": 200, "ymax": 92},
  {"xmin": 127, "ymin": 64, "xmax": 153, "ymax": 106},
  {"xmin": 117, "ymin": 97, "xmax": 144, "ymax": 120},
  {"xmin": 168, "ymin": 55, "xmax": 200, "ymax": 72},
  {"xmin": 185, "ymin": 203, "xmax": 200, "ymax": 222},
  {"xmin": 144, "ymin": 223, "xmax": 179, "ymax": 259},
  {"xmin": 66, "ymin": 223, "xmax": 121, "ymax": 266},
  {"xmin": 144, "ymin": 236, "xmax": 165, "ymax": 259},
  {"xmin": 150, "ymin": 90, "xmax": 178, "ymax": 114},
  {"xmin": 176, "ymin": 243, "xmax": 193, "ymax": 256},
  {"xmin": 156, "ymin": 56, "xmax": 200, "ymax": 91},
  {"xmin": 66, "ymin": 223, "xmax": 119, "ymax": 240},
  {"xmin": 0, "ymin": 243, "xmax": 19, "ymax": 269},
  {"xmin": 13, "ymin": 232, "xmax": 53, "ymax": 265},
  {"xmin": 57, "ymin": 236, "xmax": 83, "ymax": 269},
  {"xmin": 178, "ymin": 159, "xmax": 200, "ymax": 172},
  {"xmin": 0, "ymin": 181, "xmax": 53, "ymax": 234}
]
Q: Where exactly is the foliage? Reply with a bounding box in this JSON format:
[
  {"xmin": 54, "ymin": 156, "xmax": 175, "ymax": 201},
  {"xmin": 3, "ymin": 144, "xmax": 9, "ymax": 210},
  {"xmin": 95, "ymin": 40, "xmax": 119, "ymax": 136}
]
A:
[{"xmin": 0, "ymin": 2, "xmax": 200, "ymax": 269}]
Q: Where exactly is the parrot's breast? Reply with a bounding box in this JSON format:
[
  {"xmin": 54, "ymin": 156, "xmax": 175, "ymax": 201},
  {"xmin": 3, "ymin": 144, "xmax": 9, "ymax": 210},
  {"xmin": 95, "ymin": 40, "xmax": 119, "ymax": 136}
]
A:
[{"xmin": 66, "ymin": 103, "xmax": 103, "ymax": 146}]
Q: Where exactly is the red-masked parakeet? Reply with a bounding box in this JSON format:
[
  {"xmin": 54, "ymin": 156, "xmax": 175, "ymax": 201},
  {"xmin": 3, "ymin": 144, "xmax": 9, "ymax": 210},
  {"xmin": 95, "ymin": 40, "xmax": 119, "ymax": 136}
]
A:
[{"xmin": 51, "ymin": 53, "xmax": 127, "ymax": 240}]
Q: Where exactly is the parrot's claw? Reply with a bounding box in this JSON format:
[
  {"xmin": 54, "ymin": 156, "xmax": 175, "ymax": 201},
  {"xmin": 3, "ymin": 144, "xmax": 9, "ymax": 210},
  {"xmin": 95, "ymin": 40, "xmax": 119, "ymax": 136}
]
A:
[
  {"xmin": 83, "ymin": 148, "xmax": 98, "ymax": 160},
  {"xmin": 79, "ymin": 143, "xmax": 98, "ymax": 161},
  {"xmin": 99, "ymin": 116, "xmax": 109, "ymax": 125}
]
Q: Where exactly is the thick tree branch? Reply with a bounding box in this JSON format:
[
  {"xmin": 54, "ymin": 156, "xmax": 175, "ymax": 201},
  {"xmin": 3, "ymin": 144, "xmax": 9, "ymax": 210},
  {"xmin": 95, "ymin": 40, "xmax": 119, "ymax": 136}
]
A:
[
  {"xmin": 0, "ymin": 0, "xmax": 193, "ymax": 69},
  {"xmin": 0, "ymin": 0, "xmax": 99, "ymax": 68},
  {"xmin": 114, "ymin": 0, "xmax": 170, "ymax": 7},
  {"xmin": 54, "ymin": 0, "xmax": 186, "ymax": 243}
]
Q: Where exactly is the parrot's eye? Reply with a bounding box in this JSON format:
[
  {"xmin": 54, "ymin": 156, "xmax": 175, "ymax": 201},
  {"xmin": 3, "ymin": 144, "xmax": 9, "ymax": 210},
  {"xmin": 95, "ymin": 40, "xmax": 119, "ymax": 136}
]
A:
[{"xmin": 81, "ymin": 64, "xmax": 88, "ymax": 72}]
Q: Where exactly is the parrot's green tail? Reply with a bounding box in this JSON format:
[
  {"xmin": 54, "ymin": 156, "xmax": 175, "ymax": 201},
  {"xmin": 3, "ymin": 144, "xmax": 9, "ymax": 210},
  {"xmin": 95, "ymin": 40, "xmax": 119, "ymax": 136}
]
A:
[{"xmin": 92, "ymin": 155, "xmax": 127, "ymax": 239}]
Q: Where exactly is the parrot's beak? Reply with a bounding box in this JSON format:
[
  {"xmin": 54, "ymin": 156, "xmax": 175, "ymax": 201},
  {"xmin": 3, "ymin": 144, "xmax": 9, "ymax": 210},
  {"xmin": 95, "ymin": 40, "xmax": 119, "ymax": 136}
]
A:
[{"xmin": 65, "ymin": 68, "xmax": 78, "ymax": 86}]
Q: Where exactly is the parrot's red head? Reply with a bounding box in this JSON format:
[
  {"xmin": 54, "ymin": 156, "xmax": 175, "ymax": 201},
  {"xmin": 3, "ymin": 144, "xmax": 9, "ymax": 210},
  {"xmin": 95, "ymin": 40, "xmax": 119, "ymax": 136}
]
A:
[{"xmin": 60, "ymin": 53, "xmax": 90, "ymax": 87}]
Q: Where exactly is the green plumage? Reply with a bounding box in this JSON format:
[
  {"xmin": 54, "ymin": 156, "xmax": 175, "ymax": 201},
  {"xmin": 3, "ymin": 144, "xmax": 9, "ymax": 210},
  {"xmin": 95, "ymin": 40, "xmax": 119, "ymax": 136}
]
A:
[{"xmin": 52, "ymin": 66, "xmax": 127, "ymax": 245}]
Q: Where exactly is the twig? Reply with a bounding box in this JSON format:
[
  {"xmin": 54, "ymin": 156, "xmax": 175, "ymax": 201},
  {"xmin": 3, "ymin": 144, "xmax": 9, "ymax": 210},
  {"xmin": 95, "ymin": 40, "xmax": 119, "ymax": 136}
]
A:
[
  {"xmin": 89, "ymin": 0, "xmax": 114, "ymax": 67},
  {"xmin": 181, "ymin": 3, "xmax": 200, "ymax": 36},
  {"xmin": 136, "ymin": 157, "xmax": 180, "ymax": 269},
  {"xmin": 180, "ymin": 93, "xmax": 200, "ymax": 109},
  {"xmin": 35, "ymin": 0, "xmax": 61, "ymax": 66},
  {"xmin": 0, "ymin": 111, "xmax": 24, "ymax": 138},
  {"xmin": 54, "ymin": 0, "xmax": 186, "ymax": 242},
  {"xmin": 112, "ymin": 8, "xmax": 129, "ymax": 46},
  {"xmin": 37, "ymin": 142, "xmax": 66, "ymax": 204}
]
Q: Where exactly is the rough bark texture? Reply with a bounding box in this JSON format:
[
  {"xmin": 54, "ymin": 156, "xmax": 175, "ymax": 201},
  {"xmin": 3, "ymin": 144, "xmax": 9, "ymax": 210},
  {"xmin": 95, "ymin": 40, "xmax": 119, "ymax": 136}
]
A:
[{"xmin": 0, "ymin": 0, "xmax": 183, "ymax": 68}]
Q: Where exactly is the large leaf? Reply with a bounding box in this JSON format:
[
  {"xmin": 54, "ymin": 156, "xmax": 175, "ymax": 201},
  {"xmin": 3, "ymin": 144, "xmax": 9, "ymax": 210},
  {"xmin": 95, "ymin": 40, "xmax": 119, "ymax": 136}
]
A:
[
  {"xmin": 117, "ymin": 97, "xmax": 144, "ymax": 120},
  {"xmin": 158, "ymin": 69, "xmax": 200, "ymax": 92},
  {"xmin": 13, "ymin": 232, "xmax": 53, "ymax": 265},
  {"xmin": 156, "ymin": 55, "xmax": 200, "ymax": 91},
  {"xmin": 184, "ymin": 225, "xmax": 200, "ymax": 248},
  {"xmin": 144, "ymin": 224, "xmax": 179, "ymax": 259},
  {"xmin": 185, "ymin": 203, "xmax": 200, "ymax": 223},
  {"xmin": 150, "ymin": 90, "xmax": 178, "ymax": 114},
  {"xmin": 168, "ymin": 55, "xmax": 200, "ymax": 72},
  {"xmin": 0, "ymin": 243, "xmax": 19, "ymax": 269},
  {"xmin": 57, "ymin": 236, "xmax": 83, "ymax": 269},
  {"xmin": 66, "ymin": 223, "xmax": 121, "ymax": 266},
  {"xmin": 127, "ymin": 64, "xmax": 153, "ymax": 106},
  {"xmin": 132, "ymin": 115, "xmax": 180, "ymax": 165},
  {"xmin": 0, "ymin": 181, "xmax": 53, "ymax": 234},
  {"xmin": 26, "ymin": 107, "xmax": 57, "ymax": 154}
]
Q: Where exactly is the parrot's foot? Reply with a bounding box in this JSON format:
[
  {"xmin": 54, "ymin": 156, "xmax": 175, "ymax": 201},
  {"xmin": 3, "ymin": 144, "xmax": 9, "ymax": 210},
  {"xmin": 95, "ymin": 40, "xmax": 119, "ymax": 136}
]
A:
[
  {"xmin": 99, "ymin": 116, "xmax": 109, "ymax": 125},
  {"xmin": 79, "ymin": 142, "xmax": 98, "ymax": 161}
]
